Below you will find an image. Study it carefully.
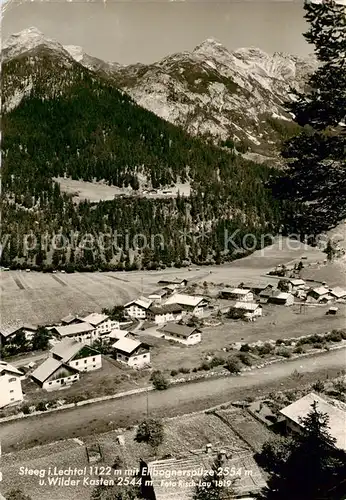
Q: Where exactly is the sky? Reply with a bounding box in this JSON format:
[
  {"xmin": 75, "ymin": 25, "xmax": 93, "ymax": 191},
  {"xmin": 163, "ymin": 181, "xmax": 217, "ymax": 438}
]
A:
[{"xmin": 2, "ymin": 1, "xmax": 315, "ymax": 64}]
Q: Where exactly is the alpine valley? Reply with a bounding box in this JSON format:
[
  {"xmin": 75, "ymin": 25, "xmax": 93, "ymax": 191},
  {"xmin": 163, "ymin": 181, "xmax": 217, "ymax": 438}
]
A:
[{"xmin": 1, "ymin": 27, "xmax": 313, "ymax": 271}]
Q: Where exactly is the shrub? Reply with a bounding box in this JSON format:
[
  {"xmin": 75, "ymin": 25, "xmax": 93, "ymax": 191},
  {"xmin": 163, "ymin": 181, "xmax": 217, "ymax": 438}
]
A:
[
  {"xmin": 179, "ymin": 367, "xmax": 190, "ymax": 374},
  {"xmin": 192, "ymin": 367, "xmax": 198, "ymax": 373},
  {"xmin": 326, "ymin": 330, "xmax": 343, "ymax": 342},
  {"xmin": 170, "ymin": 370, "xmax": 178, "ymax": 377},
  {"xmin": 225, "ymin": 356, "xmax": 242, "ymax": 373},
  {"xmin": 313, "ymin": 342, "xmax": 324, "ymax": 350},
  {"xmin": 293, "ymin": 345, "xmax": 304, "ymax": 354},
  {"xmin": 135, "ymin": 418, "xmax": 164, "ymax": 448},
  {"xmin": 199, "ymin": 361, "xmax": 211, "ymax": 371},
  {"xmin": 312, "ymin": 380, "xmax": 325, "ymax": 392},
  {"xmin": 237, "ymin": 352, "xmax": 253, "ymax": 366},
  {"xmin": 21, "ymin": 404, "xmax": 30, "ymax": 415},
  {"xmin": 276, "ymin": 339, "xmax": 285, "ymax": 346},
  {"xmin": 150, "ymin": 371, "xmax": 169, "ymax": 390},
  {"xmin": 35, "ymin": 401, "xmax": 47, "ymax": 412},
  {"xmin": 209, "ymin": 356, "xmax": 225, "ymax": 368},
  {"xmin": 277, "ymin": 347, "xmax": 291, "ymax": 358},
  {"xmin": 240, "ymin": 343, "xmax": 251, "ymax": 352},
  {"xmin": 258, "ymin": 343, "xmax": 274, "ymax": 356}
]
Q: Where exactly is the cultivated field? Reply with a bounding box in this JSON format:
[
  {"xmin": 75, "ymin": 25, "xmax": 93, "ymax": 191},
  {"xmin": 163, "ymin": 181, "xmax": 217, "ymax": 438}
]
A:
[{"xmin": 0, "ymin": 237, "xmax": 329, "ymax": 329}]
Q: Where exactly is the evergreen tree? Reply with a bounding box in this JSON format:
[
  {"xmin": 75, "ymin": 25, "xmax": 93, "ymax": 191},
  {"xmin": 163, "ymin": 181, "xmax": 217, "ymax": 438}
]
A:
[
  {"xmin": 257, "ymin": 402, "xmax": 346, "ymax": 500},
  {"xmin": 272, "ymin": 0, "xmax": 346, "ymax": 234},
  {"xmin": 193, "ymin": 454, "xmax": 236, "ymax": 500}
]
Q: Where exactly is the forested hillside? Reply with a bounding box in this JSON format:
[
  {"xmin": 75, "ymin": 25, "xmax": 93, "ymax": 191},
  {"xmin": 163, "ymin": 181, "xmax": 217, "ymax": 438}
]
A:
[{"xmin": 1, "ymin": 45, "xmax": 282, "ymax": 271}]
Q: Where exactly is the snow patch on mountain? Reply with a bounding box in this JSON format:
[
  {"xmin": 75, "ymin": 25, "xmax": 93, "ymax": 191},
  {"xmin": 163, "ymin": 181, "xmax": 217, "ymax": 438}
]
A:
[{"xmin": 2, "ymin": 27, "xmax": 68, "ymax": 61}]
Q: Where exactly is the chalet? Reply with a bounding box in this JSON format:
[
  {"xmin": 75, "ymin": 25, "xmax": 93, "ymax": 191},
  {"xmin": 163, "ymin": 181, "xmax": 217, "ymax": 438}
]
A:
[
  {"xmin": 0, "ymin": 361, "xmax": 24, "ymax": 409},
  {"xmin": 147, "ymin": 304, "xmax": 183, "ymax": 325},
  {"xmin": 165, "ymin": 293, "xmax": 208, "ymax": 317},
  {"xmin": 287, "ymin": 279, "xmax": 306, "ymax": 293},
  {"xmin": 0, "ymin": 324, "xmax": 38, "ymax": 344},
  {"xmin": 244, "ymin": 283, "xmax": 273, "ymax": 296},
  {"xmin": 31, "ymin": 358, "xmax": 80, "ymax": 391},
  {"xmin": 148, "ymin": 289, "xmax": 170, "ymax": 303},
  {"xmin": 61, "ymin": 314, "xmax": 84, "ymax": 326},
  {"xmin": 82, "ymin": 313, "xmax": 119, "ymax": 336},
  {"xmin": 307, "ymin": 287, "xmax": 333, "ymax": 304},
  {"xmin": 220, "ymin": 288, "xmax": 254, "ymax": 302},
  {"xmin": 106, "ymin": 329, "xmax": 129, "ymax": 341},
  {"xmin": 124, "ymin": 297, "xmax": 152, "ymax": 319},
  {"xmin": 160, "ymin": 323, "xmax": 201, "ymax": 345},
  {"xmin": 113, "ymin": 338, "xmax": 150, "ymax": 368},
  {"xmin": 268, "ymin": 291, "xmax": 294, "ymax": 306},
  {"xmin": 259, "ymin": 288, "xmax": 275, "ymax": 303},
  {"xmin": 50, "ymin": 322, "xmax": 96, "ymax": 345},
  {"xmin": 231, "ymin": 302, "xmax": 263, "ymax": 320},
  {"xmin": 280, "ymin": 392, "xmax": 346, "ymax": 452},
  {"xmin": 157, "ymin": 278, "xmax": 187, "ymax": 290},
  {"xmin": 50, "ymin": 339, "xmax": 102, "ymax": 372},
  {"xmin": 329, "ymin": 287, "xmax": 346, "ymax": 301}
]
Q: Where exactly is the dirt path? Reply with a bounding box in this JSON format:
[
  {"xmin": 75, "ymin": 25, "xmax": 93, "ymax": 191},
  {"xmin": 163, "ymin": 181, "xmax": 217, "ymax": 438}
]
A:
[{"xmin": 1, "ymin": 348, "xmax": 345, "ymax": 453}]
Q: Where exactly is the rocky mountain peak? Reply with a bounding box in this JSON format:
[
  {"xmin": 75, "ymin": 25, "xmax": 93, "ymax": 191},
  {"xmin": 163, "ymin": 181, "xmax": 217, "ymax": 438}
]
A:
[{"xmin": 2, "ymin": 27, "xmax": 69, "ymax": 62}]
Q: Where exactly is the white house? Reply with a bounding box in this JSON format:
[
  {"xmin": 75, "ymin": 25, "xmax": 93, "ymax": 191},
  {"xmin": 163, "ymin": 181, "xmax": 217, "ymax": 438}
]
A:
[
  {"xmin": 82, "ymin": 313, "xmax": 119, "ymax": 336},
  {"xmin": 220, "ymin": 288, "xmax": 254, "ymax": 302},
  {"xmin": 50, "ymin": 339, "xmax": 102, "ymax": 372},
  {"xmin": 124, "ymin": 297, "xmax": 152, "ymax": 319},
  {"xmin": 113, "ymin": 338, "xmax": 150, "ymax": 368},
  {"xmin": 0, "ymin": 361, "xmax": 24, "ymax": 409},
  {"xmin": 280, "ymin": 392, "xmax": 346, "ymax": 452},
  {"xmin": 147, "ymin": 304, "xmax": 183, "ymax": 325},
  {"xmin": 50, "ymin": 322, "xmax": 96, "ymax": 345},
  {"xmin": 233, "ymin": 302, "xmax": 263, "ymax": 320},
  {"xmin": 165, "ymin": 293, "xmax": 208, "ymax": 317},
  {"xmin": 160, "ymin": 323, "xmax": 201, "ymax": 345},
  {"xmin": 307, "ymin": 287, "xmax": 334, "ymax": 304},
  {"xmin": 31, "ymin": 358, "xmax": 80, "ymax": 391}
]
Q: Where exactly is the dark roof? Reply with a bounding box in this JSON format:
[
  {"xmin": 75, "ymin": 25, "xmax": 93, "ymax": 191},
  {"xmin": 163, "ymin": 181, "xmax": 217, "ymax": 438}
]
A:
[
  {"xmin": 161, "ymin": 323, "xmax": 199, "ymax": 338},
  {"xmin": 157, "ymin": 278, "xmax": 187, "ymax": 285},
  {"xmin": 149, "ymin": 304, "xmax": 182, "ymax": 315}
]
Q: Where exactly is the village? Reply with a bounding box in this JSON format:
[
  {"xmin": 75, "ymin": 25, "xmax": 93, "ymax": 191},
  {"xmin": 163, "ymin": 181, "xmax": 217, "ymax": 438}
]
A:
[{"xmin": 1, "ymin": 252, "xmax": 346, "ymax": 500}]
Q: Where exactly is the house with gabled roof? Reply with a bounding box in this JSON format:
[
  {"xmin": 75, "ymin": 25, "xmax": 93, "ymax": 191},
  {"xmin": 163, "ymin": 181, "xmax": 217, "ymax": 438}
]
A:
[
  {"xmin": 165, "ymin": 293, "xmax": 208, "ymax": 317},
  {"xmin": 231, "ymin": 302, "xmax": 263, "ymax": 320},
  {"xmin": 61, "ymin": 314, "xmax": 84, "ymax": 326},
  {"xmin": 112, "ymin": 338, "xmax": 150, "ymax": 368},
  {"xmin": 268, "ymin": 291, "xmax": 294, "ymax": 306},
  {"xmin": 0, "ymin": 361, "xmax": 24, "ymax": 408},
  {"xmin": 280, "ymin": 392, "xmax": 346, "ymax": 452},
  {"xmin": 307, "ymin": 286, "xmax": 333, "ymax": 304},
  {"xmin": 31, "ymin": 358, "xmax": 80, "ymax": 391},
  {"xmin": 124, "ymin": 297, "xmax": 152, "ymax": 320},
  {"xmin": 157, "ymin": 278, "xmax": 187, "ymax": 289},
  {"xmin": 160, "ymin": 323, "xmax": 201, "ymax": 345},
  {"xmin": 147, "ymin": 303, "xmax": 183, "ymax": 325},
  {"xmin": 50, "ymin": 322, "xmax": 96, "ymax": 345},
  {"xmin": 50, "ymin": 339, "xmax": 102, "ymax": 372},
  {"xmin": 82, "ymin": 313, "xmax": 119, "ymax": 336},
  {"xmin": 220, "ymin": 288, "xmax": 254, "ymax": 302},
  {"xmin": 329, "ymin": 287, "xmax": 346, "ymax": 301},
  {"xmin": 287, "ymin": 278, "xmax": 306, "ymax": 292},
  {"xmin": 0, "ymin": 323, "xmax": 38, "ymax": 344},
  {"xmin": 148, "ymin": 289, "xmax": 170, "ymax": 303}
]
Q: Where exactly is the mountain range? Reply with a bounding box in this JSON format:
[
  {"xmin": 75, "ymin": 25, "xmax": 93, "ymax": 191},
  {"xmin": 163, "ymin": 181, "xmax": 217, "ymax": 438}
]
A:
[{"xmin": 3, "ymin": 27, "xmax": 317, "ymax": 164}]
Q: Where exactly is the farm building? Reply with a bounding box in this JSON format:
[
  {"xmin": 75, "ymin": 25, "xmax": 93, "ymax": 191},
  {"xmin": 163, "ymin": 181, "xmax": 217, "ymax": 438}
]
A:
[
  {"xmin": 50, "ymin": 339, "xmax": 102, "ymax": 372},
  {"xmin": 31, "ymin": 358, "xmax": 80, "ymax": 391},
  {"xmin": 220, "ymin": 288, "xmax": 254, "ymax": 302},
  {"xmin": 230, "ymin": 302, "xmax": 263, "ymax": 321},
  {"xmin": 113, "ymin": 338, "xmax": 150, "ymax": 368},
  {"xmin": 157, "ymin": 278, "xmax": 187, "ymax": 289},
  {"xmin": 329, "ymin": 287, "xmax": 346, "ymax": 301},
  {"xmin": 244, "ymin": 283, "xmax": 273, "ymax": 296},
  {"xmin": 105, "ymin": 329, "xmax": 129, "ymax": 341},
  {"xmin": 147, "ymin": 303, "xmax": 183, "ymax": 325},
  {"xmin": 124, "ymin": 297, "xmax": 152, "ymax": 319},
  {"xmin": 50, "ymin": 322, "xmax": 96, "ymax": 345},
  {"xmin": 61, "ymin": 314, "xmax": 84, "ymax": 326},
  {"xmin": 280, "ymin": 392, "xmax": 346, "ymax": 452},
  {"xmin": 268, "ymin": 291, "xmax": 294, "ymax": 306},
  {"xmin": 82, "ymin": 313, "xmax": 119, "ymax": 336},
  {"xmin": 0, "ymin": 361, "xmax": 24, "ymax": 409},
  {"xmin": 160, "ymin": 323, "xmax": 201, "ymax": 345},
  {"xmin": 306, "ymin": 287, "xmax": 334, "ymax": 304},
  {"xmin": 165, "ymin": 293, "xmax": 208, "ymax": 317},
  {"xmin": 0, "ymin": 323, "xmax": 39, "ymax": 345},
  {"xmin": 147, "ymin": 289, "xmax": 170, "ymax": 303},
  {"xmin": 286, "ymin": 279, "xmax": 306, "ymax": 293}
]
